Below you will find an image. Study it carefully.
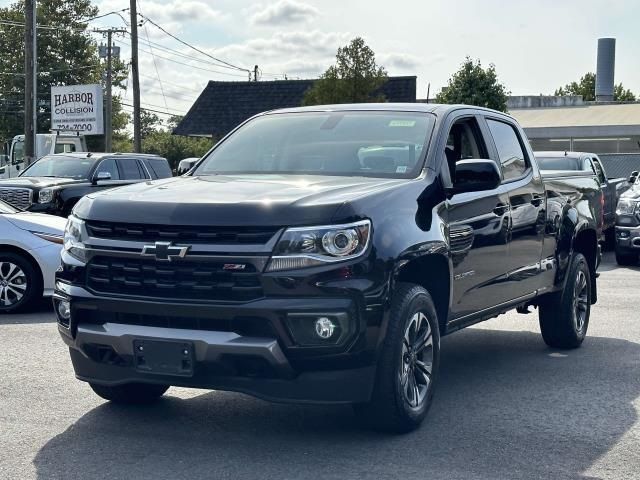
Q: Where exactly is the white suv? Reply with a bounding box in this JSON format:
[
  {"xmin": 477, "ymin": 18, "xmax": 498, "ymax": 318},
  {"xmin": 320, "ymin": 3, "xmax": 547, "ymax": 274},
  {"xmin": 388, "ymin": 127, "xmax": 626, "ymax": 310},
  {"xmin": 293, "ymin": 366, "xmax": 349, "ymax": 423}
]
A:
[{"xmin": 0, "ymin": 200, "xmax": 66, "ymax": 312}]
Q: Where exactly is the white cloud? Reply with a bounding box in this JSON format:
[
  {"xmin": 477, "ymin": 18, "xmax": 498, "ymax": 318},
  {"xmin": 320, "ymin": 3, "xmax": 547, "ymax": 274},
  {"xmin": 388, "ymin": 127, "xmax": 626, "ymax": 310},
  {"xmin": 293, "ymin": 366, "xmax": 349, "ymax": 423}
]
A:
[
  {"xmin": 379, "ymin": 53, "xmax": 421, "ymax": 72},
  {"xmin": 249, "ymin": 0, "xmax": 319, "ymax": 26}
]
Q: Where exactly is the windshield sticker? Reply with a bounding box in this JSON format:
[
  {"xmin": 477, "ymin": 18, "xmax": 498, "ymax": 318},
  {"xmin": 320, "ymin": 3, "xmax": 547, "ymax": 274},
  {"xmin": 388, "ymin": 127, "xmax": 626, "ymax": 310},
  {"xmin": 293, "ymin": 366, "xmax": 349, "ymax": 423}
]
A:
[
  {"xmin": 389, "ymin": 120, "xmax": 416, "ymax": 127},
  {"xmin": 396, "ymin": 166, "xmax": 408, "ymax": 173}
]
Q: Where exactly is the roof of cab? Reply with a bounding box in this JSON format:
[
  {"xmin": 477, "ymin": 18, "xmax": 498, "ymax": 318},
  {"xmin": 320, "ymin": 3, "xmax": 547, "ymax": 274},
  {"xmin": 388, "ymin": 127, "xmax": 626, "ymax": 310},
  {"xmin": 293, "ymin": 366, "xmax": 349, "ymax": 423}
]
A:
[
  {"xmin": 263, "ymin": 103, "xmax": 512, "ymax": 118},
  {"xmin": 43, "ymin": 152, "xmax": 164, "ymax": 160}
]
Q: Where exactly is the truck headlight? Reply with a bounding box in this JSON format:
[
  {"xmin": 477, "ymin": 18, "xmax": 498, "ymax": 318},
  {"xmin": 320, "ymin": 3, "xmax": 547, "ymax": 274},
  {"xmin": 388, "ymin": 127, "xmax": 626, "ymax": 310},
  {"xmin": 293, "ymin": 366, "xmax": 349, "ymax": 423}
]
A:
[
  {"xmin": 63, "ymin": 215, "xmax": 87, "ymax": 262},
  {"xmin": 266, "ymin": 220, "xmax": 371, "ymax": 272},
  {"xmin": 38, "ymin": 188, "xmax": 55, "ymax": 204},
  {"xmin": 616, "ymin": 199, "xmax": 640, "ymax": 216}
]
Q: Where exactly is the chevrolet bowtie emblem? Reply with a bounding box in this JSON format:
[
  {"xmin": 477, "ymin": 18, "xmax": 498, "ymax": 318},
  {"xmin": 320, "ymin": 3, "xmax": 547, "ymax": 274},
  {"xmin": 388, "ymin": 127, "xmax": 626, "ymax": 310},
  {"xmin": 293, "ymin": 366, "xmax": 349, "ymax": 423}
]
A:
[{"xmin": 141, "ymin": 241, "xmax": 190, "ymax": 261}]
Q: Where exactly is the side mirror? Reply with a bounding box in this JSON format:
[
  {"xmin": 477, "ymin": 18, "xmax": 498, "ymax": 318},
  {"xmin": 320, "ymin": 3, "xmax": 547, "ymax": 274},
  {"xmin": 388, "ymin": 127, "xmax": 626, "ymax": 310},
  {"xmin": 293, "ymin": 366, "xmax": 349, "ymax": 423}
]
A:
[
  {"xmin": 450, "ymin": 159, "xmax": 502, "ymax": 194},
  {"xmin": 93, "ymin": 171, "xmax": 112, "ymax": 185},
  {"xmin": 629, "ymin": 171, "xmax": 638, "ymax": 183}
]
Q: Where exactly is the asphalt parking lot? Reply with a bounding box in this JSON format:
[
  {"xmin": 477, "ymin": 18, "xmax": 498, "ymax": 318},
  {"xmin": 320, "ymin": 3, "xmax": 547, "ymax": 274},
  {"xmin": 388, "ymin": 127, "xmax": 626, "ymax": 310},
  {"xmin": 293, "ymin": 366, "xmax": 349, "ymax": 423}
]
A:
[{"xmin": 1, "ymin": 252, "xmax": 638, "ymax": 480}]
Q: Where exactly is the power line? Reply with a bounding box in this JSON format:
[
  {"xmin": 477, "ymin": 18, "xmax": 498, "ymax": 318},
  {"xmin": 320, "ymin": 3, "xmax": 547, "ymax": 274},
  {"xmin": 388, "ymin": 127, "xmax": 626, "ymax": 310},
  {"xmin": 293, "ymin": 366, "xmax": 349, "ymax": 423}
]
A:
[
  {"xmin": 118, "ymin": 38, "xmax": 248, "ymax": 78},
  {"xmin": 137, "ymin": 1, "xmax": 168, "ymax": 112},
  {"xmin": 120, "ymin": 101, "xmax": 183, "ymax": 117},
  {"xmin": 138, "ymin": 72, "xmax": 203, "ymax": 93},
  {"xmin": 136, "ymin": 12, "xmax": 249, "ymax": 75}
]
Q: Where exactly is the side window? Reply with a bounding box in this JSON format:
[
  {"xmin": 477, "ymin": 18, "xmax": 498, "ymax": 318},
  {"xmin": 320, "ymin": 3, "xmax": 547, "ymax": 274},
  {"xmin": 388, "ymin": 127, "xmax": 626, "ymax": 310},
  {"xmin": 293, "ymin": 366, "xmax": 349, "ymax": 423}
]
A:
[
  {"xmin": 487, "ymin": 119, "xmax": 528, "ymax": 181},
  {"xmin": 591, "ymin": 158, "xmax": 606, "ymax": 184},
  {"xmin": 444, "ymin": 117, "xmax": 488, "ymax": 183},
  {"xmin": 117, "ymin": 158, "xmax": 147, "ymax": 180},
  {"xmin": 55, "ymin": 143, "xmax": 77, "ymax": 154},
  {"xmin": 145, "ymin": 158, "xmax": 172, "ymax": 179},
  {"xmin": 94, "ymin": 158, "xmax": 120, "ymax": 180}
]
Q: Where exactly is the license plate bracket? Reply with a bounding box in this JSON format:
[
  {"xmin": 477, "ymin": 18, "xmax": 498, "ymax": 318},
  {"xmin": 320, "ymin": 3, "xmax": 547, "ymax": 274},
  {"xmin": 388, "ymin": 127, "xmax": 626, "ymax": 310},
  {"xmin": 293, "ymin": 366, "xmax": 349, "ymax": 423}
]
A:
[{"xmin": 133, "ymin": 339, "xmax": 194, "ymax": 376}]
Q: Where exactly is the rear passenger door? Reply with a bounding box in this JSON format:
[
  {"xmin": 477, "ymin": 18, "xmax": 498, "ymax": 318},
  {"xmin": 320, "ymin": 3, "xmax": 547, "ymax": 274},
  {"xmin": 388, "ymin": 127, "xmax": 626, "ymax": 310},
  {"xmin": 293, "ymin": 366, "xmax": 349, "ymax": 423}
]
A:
[{"xmin": 484, "ymin": 116, "xmax": 546, "ymax": 299}]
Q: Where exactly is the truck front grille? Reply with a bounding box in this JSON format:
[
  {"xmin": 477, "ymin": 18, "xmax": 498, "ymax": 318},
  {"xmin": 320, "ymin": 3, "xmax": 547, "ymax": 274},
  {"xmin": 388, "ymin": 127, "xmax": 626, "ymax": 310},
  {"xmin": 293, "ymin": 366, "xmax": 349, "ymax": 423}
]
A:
[
  {"xmin": 0, "ymin": 188, "xmax": 32, "ymax": 210},
  {"xmin": 86, "ymin": 256, "xmax": 264, "ymax": 302},
  {"xmin": 85, "ymin": 221, "xmax": 280, "ymax": 245}
]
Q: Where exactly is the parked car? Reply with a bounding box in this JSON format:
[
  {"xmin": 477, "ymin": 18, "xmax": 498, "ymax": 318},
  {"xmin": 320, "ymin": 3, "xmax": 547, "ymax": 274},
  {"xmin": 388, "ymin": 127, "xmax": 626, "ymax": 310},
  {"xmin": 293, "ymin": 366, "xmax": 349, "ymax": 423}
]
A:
[
  {"xmin": 177, "ymin": 157, "xmax": 199, "ymax": 175},
  {"xmin": 0, "ymin": 152, "xmax": 172, "ymax": 217},
  {"xmin": 54, "ymin": 104, "xmax": 601, "ymax": 432},
  {"xmin": 614, "ymin": 171, "xmax": 640, "ymax": 264},
  {"xmin": 0, "ymin": 199, "xmax": 66, "ymax": 313},
  {"xmin": 535, "ymin": 151, "xmax": 628, "ymax": 246}
]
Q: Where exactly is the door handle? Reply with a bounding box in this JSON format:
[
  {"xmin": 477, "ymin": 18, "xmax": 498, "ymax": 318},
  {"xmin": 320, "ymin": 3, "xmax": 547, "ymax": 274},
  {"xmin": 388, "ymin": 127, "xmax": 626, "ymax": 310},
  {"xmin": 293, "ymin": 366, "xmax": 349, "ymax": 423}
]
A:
[
  {"xmin": 531, "ymin": 195, "xmax": 544, "ymax": 207},
  {"xmin": 493, "ymin": 203, "xmax": 510, "ymax": 215}
]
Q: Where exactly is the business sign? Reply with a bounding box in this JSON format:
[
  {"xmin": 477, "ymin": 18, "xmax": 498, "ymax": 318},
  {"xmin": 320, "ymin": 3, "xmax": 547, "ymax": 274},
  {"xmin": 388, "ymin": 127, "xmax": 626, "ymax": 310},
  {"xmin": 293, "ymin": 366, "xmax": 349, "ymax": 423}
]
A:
[{"xmin": 51, "ymin": 84, "xmax": 104, "ymax": 135}]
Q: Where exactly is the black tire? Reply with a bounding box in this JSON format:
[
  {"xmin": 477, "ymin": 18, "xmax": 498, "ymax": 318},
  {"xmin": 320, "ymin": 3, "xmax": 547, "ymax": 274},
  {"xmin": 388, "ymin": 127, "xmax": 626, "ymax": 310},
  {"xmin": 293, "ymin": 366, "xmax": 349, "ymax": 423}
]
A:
[
  {"xmin": 354, "ymin": 283, "xmax": 440, "ymax": 433},
  {"xmin": 0, "ymin": 251, "xmax": 42, "ymax": 314},
  {"xmin": 539, "ymin": 253, "xmax": 591, "ymax": 349},
  {"xmin": 615, "ymin": 249, "xmax": 638, "ymax": 266},
  {"xmin": 603, "ymin": 228, "xmax": 615, "ymax": 251},
  {"xmin": 89, "ymin": 382, "xmax": 169, "ymax": 404}
]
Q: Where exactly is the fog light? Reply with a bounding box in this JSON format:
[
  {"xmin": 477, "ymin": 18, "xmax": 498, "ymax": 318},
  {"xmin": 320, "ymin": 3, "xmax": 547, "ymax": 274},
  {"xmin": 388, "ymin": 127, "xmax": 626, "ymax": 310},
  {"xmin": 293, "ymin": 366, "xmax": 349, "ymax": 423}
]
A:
[
  {"xmin": 315, "ymin": 317, "xmax": 336, "ymax": 339},
  {"xmin": 57, "ymin": 300, "xmax": 71, "ymax": 320}
]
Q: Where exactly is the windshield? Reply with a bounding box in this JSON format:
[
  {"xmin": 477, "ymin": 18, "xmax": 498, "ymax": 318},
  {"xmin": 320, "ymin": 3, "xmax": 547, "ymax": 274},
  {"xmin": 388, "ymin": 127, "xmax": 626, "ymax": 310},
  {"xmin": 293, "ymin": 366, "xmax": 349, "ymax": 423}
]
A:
[
  {"xmin": 20, "ymin": 155, "xmax": 95, "ymax": 179},
  {"xmin": 0, "ymin": 199, "xmax": 18, "ymax": 214},
  {"xmin": 194, "ymin": 111, "xmax": 434, "ymax": 178}
]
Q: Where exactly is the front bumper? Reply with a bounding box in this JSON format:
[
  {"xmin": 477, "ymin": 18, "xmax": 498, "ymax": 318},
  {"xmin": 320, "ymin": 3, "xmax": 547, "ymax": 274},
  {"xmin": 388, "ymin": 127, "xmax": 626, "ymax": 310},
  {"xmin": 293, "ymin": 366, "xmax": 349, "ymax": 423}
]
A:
[
  {"xmin": 615, "ymin": 225, "xmax": 640, "ymax": 252},
  {"xmin": 54, "ymin": 282, "xmax": 379, "ymax": 404}
]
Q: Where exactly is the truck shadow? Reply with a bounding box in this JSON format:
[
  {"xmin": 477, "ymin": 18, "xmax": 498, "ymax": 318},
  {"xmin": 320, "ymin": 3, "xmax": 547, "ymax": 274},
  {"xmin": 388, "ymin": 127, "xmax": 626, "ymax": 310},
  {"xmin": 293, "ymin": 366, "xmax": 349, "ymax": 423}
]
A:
[
  {"xmin": 34, "ymin": 329, "xmax": 639, "ymax": 480},
  {"xmin": 0, "ymin": 299, "xmax": 55, "ymax": 324}
]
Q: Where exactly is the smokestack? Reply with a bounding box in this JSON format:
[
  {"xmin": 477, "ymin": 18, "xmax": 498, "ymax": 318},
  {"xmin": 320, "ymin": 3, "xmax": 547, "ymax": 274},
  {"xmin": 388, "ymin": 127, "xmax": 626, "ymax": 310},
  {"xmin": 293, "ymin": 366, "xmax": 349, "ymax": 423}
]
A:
[{"xmin": 596, "ymin": 38, "xmax": 616, "ymax": 102}]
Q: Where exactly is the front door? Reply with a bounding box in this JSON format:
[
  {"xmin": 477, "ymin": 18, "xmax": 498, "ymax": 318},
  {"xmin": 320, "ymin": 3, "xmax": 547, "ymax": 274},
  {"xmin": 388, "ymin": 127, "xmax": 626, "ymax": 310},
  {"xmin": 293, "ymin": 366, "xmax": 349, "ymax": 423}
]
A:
[{"xmin": 444, "ymin": 115, "xmax": 514, "ymax": 321}]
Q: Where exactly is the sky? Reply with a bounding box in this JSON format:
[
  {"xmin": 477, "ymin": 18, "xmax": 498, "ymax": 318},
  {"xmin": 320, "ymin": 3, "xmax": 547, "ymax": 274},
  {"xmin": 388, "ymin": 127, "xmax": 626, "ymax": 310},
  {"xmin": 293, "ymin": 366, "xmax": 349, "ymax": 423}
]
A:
[{"xmin": 2, "ymin": 0, "xmax": 640, "ymax": 120}]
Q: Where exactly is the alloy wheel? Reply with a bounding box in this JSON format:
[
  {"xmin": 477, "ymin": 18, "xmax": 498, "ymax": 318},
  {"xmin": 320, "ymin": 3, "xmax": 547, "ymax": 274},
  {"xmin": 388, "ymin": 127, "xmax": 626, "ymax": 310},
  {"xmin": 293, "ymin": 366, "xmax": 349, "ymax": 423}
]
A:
[
  {"xmin": 0, "ymin": 261, "xmax": 27, "ymax": 307},
  {"xmin": 399, "ymin": 311, "xmax": 434, "ymax": 409},
  {"xmin": 572, "ymin": 270, "xmax": 589, "ymax": 333}
]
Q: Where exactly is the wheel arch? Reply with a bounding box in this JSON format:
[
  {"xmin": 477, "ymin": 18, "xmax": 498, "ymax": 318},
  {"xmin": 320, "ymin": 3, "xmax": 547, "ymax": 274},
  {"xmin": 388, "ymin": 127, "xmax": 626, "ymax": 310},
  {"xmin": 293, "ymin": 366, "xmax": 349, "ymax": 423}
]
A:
[
  {"xmin": 394, "ymin": 253, "xmax": 451, "ymax": 333},
  {"xmin": 571, "ymin": 226, "xmax": 599, "ymax": 304}
]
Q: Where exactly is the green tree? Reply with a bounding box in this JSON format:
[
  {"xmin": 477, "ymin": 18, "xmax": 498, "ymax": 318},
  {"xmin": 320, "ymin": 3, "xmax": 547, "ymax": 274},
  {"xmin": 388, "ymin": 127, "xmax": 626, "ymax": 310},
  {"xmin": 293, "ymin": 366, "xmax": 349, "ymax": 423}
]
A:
[
  {"xmin": 303, "ymin": 37, "xmax": 388, "ymax": 105},
  {"xmin": 0, "ymin": 0, "xmax": 128, "ymax": 145},
  {"xmin": 142, "ymin": 129, "xmax": 213, "ymax": 171},
  {"xmin": 436, "ymin": 57, "xmax": 509, "ymax": 112},
  {"xmin": 140, "ymin": 110, "xmax": 162, "ymax": 139},
  {"xmin": 555, "ymin": 72, "xmax": 636, "ymax": 101}
]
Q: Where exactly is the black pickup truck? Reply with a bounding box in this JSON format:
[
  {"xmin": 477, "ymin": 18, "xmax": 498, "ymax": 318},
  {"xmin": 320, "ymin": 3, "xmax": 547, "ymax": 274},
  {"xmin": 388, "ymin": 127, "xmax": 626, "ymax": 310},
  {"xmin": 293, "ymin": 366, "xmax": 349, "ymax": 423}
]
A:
[
  {"xmin": 535, "ymin": 151, "xmax": 628, "ymax": 246},
  {"xmin": 54, "ymin": 104, "xmax": 601, "ymax": 432},
  {"xmin": 0, "ymin": 152, "xmax": 172, "ymax": 217}
]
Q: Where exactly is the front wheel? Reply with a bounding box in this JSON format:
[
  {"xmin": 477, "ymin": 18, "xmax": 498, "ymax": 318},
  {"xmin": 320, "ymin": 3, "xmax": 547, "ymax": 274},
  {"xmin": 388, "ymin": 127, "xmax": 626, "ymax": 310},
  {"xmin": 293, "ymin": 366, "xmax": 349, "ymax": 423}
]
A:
[
  {"xmin": 0, "ymin": 252, "xmax": 42, "ymax": 313},
  {"xmin": 354, "ymin": 283, "xmax": 440, "ymax": 433},
  {"xmin": 539, "ymin": 253, "xmax": 591, "ymax": 349},
  {"xmin": 89, "ymin": 382, "xmax": 169, "ymax": 404}
]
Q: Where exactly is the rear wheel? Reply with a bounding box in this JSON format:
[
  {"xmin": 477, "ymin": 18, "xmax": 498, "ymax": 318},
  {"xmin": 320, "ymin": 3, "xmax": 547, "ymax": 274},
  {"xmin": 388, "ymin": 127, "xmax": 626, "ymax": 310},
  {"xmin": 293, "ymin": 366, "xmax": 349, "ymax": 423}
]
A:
[
  {"xmin": 615, "ymin": 249, "xmax": 638, "ymax": 266},
  {"xmin": 89, "ymin": 383, "xmax": 169, "ymax": 404},
  {"xmin": 354, "ymin": 283, "xmax": 440, "ymax": 433},
  {"xmin": 539, "ymin": 253, "xmax": 591, "ymax": 349},
  {"xmin": 0, "ymin": 252, "xmax": 42, "ymax": 313}
]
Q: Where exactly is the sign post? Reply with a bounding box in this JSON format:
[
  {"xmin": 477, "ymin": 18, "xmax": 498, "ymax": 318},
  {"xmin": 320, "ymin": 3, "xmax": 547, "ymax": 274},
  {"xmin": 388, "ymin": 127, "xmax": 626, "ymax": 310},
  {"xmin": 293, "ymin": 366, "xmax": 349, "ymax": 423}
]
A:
[{"xmin": 51, "ymin": 84, "xmax": 104, "ymax": 135}]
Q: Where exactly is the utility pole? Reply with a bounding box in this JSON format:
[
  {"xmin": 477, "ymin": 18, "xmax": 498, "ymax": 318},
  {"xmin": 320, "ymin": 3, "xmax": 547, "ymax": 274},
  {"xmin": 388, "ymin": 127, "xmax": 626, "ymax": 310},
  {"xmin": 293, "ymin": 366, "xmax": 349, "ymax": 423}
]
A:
[
  {"xmin": 130, "ymin": 0, "xmax": 141, "ymax": 152},
  {"xmin": 253, "ymin": 65, "xmax": 259, "ymax": 82},
  {"xmin": 97, "ymin": 28, "xmax": 126, "ymax": 152},
  {"xmin": 24, "ymin": 0, "xmax": 37, "ymax": 165}
]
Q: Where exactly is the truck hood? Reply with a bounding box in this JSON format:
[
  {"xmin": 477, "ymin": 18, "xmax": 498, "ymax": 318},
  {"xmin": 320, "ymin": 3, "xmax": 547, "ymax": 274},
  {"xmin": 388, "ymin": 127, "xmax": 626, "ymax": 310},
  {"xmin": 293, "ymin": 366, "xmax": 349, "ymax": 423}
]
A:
[
  {"xmin": 5, "ymin": 211, "xmax": 67, "ymax": 235},
  {"xmin": 0, "ymin": 177, "xmax": 81, "ymax": 189},
  {"xmin": 620, "ymin": 184, "xmax": 640, "ymax": 201},
  {"xmin": 75, "ymin": 174, "xmax": 408, "ymax": 226}
]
